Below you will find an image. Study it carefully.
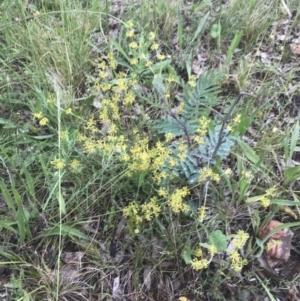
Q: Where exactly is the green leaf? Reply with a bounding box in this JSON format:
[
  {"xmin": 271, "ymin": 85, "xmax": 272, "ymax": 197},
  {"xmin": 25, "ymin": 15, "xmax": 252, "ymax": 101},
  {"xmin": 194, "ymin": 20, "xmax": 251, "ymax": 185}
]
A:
[
  {"xmin": 110, "ymin": 38, "xmax": 130, "ymax": 61},
  {"xmin": 182, "ymin": 245, "xmax": 192, "ymax": 264},
  {"xmin": 186, "ymin": 52, "xmax": 193, "ymax": 78},
  {"xmin": 0, "ymin": 118, "xmax": 17, "ymax": 128},
  {"xmin": 234, "ymin": 138, "xmax": 266, "ymax": 168},
  {"xmin": 225, "ymin": 30, "xmax": 243, "ymax": 66},
  {"xmin": 39, "ymin": 224, "xmax": 90, "ymax": 240},
  {"xmin": 16, "ymin": 210, "xmax": 25, "ymax": 244},
  {"xmin": 0, "ymin": 180, "xmax": 16, "ymax": 214},
  {"xmin": 289, "ymin": 121, "xmax": 299, "ymax": 164},
  {"xmin": 0, "ymin": 220, "xmax": 17, "ymax": 234},
  {"xmin": 208, "ymin": 230, "xmax": 227, "ymax": 251},
  {"xmin": 32, "ymin": 135, "xmax": 54, "ymax": 140},
  {"xmin": 192, "ymin": 11, "xmax": 209, "ymax": 43},
  {"xmin": 284, "ymin": 166, "xmax": 300, "ymax": 183},
  {"xmin": 271, "ymin": 198, "xmax": 300, "ymax": 206},
  {"xmin": 210, "ymin": 23, "xmax": 221, "ymax": 39},
  {"xmin": 57, "ymin": 190, "xmax": 66, "ymax": 214}
]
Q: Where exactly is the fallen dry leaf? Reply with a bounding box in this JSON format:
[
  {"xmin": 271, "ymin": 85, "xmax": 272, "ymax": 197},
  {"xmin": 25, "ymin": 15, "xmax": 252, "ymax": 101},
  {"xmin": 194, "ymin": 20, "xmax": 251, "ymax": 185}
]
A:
[{"xmin": 258, "ymin": 220, "xmax": 294, "ymax": 268}]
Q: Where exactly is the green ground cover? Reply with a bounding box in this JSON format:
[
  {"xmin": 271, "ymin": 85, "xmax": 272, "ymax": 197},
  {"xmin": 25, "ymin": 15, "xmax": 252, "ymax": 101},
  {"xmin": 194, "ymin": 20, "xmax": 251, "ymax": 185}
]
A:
[{"xmin": 1, "ymin": 0, "xmax": 300, "ymax": 300}]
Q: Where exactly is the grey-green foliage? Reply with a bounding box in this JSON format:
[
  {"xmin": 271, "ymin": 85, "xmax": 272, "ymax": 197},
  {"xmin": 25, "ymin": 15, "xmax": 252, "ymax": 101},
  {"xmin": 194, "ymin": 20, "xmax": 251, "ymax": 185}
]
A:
[
  {"xmin": 152, "ymin": 71, "xmax": 235, "ymax": 185},
  {"xmin": 153, "ymin": 70, "xmax": 223, "ymax": 136}
]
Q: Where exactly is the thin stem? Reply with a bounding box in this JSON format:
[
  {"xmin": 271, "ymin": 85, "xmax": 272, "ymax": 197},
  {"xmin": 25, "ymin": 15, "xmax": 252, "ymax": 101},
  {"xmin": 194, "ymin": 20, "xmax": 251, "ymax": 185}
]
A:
[
  {"xmin": 169, "ymin": 113, "xmax": 192, "ymax": 147},
  {"xmin": 211, "ymin": 92, "xmax": 254, "ymax": 161}
]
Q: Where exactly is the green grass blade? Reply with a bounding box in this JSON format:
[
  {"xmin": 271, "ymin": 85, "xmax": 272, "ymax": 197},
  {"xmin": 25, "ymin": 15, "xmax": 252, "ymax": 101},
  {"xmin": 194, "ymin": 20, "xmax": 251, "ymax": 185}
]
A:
[
  {"xmin": 110, "ymin": 38, "xmax": 130, "ymax": 61},
  {"xmin": 0, "ymin": 180, "xmax": 16, "ymax": 214},
  {"xmin": 57, "ymin": 190, "xmax": 66, "ymax": 215},
  {"xmin": 225, "ymin": 30, "xmax": 243, "ymax": 66},
  {"xmin": 191, "ymin": 11, "xmax": 209, "ymax": 43},
  {"xmin": 289, "ymin": 120, "xmax": 299, "ymax": 165},
  {"xmin": 177, "ymin": 8, "xmax": 183, "ymax": 48}
]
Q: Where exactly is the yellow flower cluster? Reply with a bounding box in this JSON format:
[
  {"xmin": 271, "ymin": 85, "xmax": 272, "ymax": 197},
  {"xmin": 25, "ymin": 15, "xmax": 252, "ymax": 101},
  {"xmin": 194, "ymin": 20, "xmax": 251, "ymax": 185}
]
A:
[
  {"xmin": 198, "ymin": 167, "xmax": 220, "ymax": 183},
  {"xmin": 194, "ymin": 248, "xmax": 203, "ymax": 257},
  {"xmin": 232, "ymin": 230, "xmax": 249, "ymax": 249},
  {"xmin": 123, "ymin": 197, "xmax": 161, "ymax": 228},
  {"xmin": 195, "ymin": 116, "xmax": 210, "ymax": 144},
  {"xmin": 141, "ymin": 197, "xmax": 161, "ymax": 221},
  {"xmin": 229, "ymin": 230, "xmax": 249, "ymax": 272},
  {"xmin": 79, "ymin": 129, "xmax": 127, "ymax": 156},
  {"xmin": 261, "ymin": 186, "xmax": 277, "ymax": 208},
  {"xmin": 227, "ymin": 114, "xmax": 241, "ymax": 132},
  {"xmin": 198, "ymin": 206, "xmax": 207, "ymax": 222},
  {"xmin": 188, "ymin": 75, "xmax": 197, "ymax": 88},
  {"xmin": 191, "ymin": 258, "xmax": 209, "ymax": 271},
  {"xmin": 123, "ymin": 139, "xmax": 171, "ymax": 178},
  {"xmin": 51, "ymin": 158, "xmax": 66, "ymax": 169},
  {"xmin": 177, "ymin": 143, "xmax": 188, "ymax": 162},
  {"xmin": 50, "ymin": 155, "xmax": 82, "ymax": 172},
  {"xmin": 178, "ymin": 297, "xmax": 190, "ymax": 301},
  {"xmin": 229, "ymin": 250, "xmax": 248, "ymax": 272},
  {"xmin": 168, "ymin": 187, "xmax": 190, "ymax": 213},
  {"xmin": 190, "ymin": 243, "xmax": 218, "ymax": 271},
  {"xmin": 32, "ymin": 111, "xmax": 49, "ymax": 126}
]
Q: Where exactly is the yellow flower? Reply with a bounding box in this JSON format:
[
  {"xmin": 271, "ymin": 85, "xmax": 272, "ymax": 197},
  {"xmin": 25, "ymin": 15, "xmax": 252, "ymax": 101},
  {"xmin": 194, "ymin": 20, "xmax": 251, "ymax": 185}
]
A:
[
  {"xmin": 233, "ymin": 114, "xmax": 241, "ymax": 124},
  {"xmin": 167, "ymin": 74, "xmax": 175, "ymax": 82},
  {"xmin": 65, "ymin": 108, "xmax": 72, "ymax": 114},
  {"xmin": 47, "ymin": 95, "xmax": 56, "ymax": 103},
  {"xmin": 230, "ymin": 250, "xmax": 241, "ymax": 264},
  {"xmin": 145, "ymin": 60, "xmax": 153, "ymax": 67},
  {"xmin": 265, "ymin": 186, "xmax": 277, "ymax": 197},
  {"xmin": 148, "ymin": 32, "xmax": 156, "ymax": 40},
  {"xmin": 39, "ymin": 117, "xmax": 49, "ymax": 126},
  {"xmin": 241, "ymin": 170, "xmax": 252, "ymax": 179},
  {"xmin": 156, "ymin": 53, "xmax": 165, "ymax": 61},
  {"xmin": 125, "ymin": 20, "xmax": 134, "ymax": 28},
  {"xmin": 51, "ymin": 158, "xmax": 66, "ymax": 169},
  {"xmin": 165, "ymin": 133, "xmax": 174, "ymax": 142},
  {"xmin": 33, "ymin": 112, "xmax": 43, "ymax": 119},
  {"xmin": 126, "ymin": 29, "xmax": 135, "ymax": 37},
  {"xmin": 233, "ymin": 230, "xmax": 249, "ymax": 249},
  {"xmin": 188, "ymin": 79, "xmax": 196, "ymax": 88},
  {"xmin": 198, "ymin": 206, "xmax": 207, "ymax": 221},
  {"xmin": 261, "ymin": 196, "xmax": 271, "ymax": 208},
  {"xmin": 123, "ymin": 92, "xmax": 135, "ymax": 105},
  {"xmin": 168, "ymin": 187, "xmax": 190, "ymax": 214},
  {"xmin": 188, "ymin": 75, "xmax": 197, "ymax": 87},
  {"xmin": 158, "ymin": 187, "xmax": 168, "ymax": 197},
  {"xmin": 141, "ymin": 197, "xmax": 161, "ymax": 221},
  {"xmin": 209, "ymin": 245, "xmax": 217, "ymax": 256},
  {"xmin": 130, "ymin": 58, "xmax": 138, "ymax": 65},
  {"xmin": 194, "ymin": 248, "xmax": 203, "ymax": 258},
  {"xmin": 179, "ymin": 297, "xmax": 189, "ymax": 301},
  {"xmin": 150, "ymin": 43, "xmax": 159, "ymax": 51},
  {"xmin": 129, "ymin": 42, "xmax": 138, "ymax": 49},
  {"xmin": 224, "ymin": 168, "xmax": 232, "ymax": 176},
  {"xmin": 191, "ymin": 258, "xmax": 208, "ymax": 271},
  {"xmin": 70, "ymin": 159, "xmax": 81, "ymax": 170},
  {"xmin": 229, "ymin": 250, "xmax": 248, "ymax": 272}
]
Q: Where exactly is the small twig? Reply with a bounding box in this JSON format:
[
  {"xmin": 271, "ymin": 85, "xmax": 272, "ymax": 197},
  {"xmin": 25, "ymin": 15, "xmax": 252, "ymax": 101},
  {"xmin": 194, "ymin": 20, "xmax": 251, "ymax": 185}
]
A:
[
  {"xmin": 211, "ymin": 92, "xmax": 255, "ymax": 161},
  {"xmin": 169, "ymin": 113, "xmax": 192, "ymax": 147}
]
